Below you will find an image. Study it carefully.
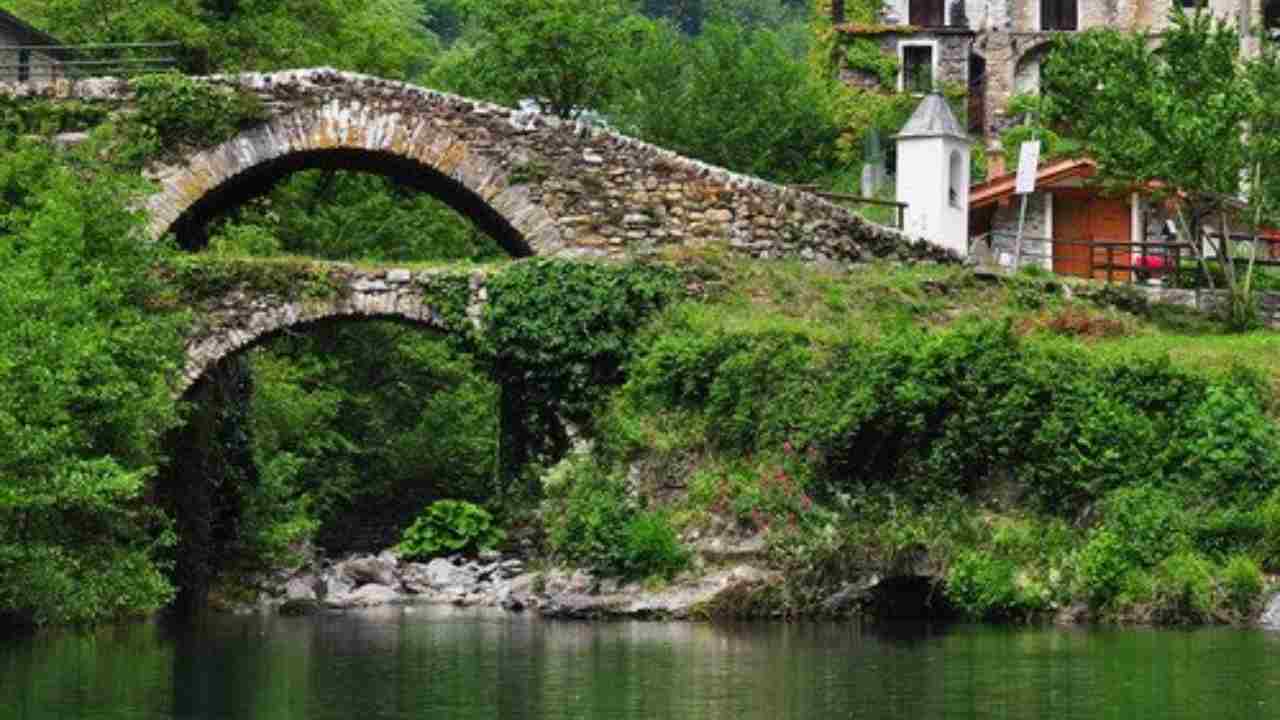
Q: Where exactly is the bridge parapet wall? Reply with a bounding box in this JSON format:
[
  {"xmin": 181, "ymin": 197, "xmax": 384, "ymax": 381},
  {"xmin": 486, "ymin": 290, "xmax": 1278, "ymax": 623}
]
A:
[{"xmin": 0, "ymin": 69, "xmax": 957, "ymax": 265}]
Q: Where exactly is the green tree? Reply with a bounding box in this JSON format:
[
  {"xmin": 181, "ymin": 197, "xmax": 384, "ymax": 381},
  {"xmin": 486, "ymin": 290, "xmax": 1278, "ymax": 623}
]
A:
[
  {"xmin": 1042, "ymin": 9, "xmax": 1280, "ymax": 327},
  {"xmin": 613, "ymin": 21, "xmax": 839, "ymax": 182},
  {"xmin": 2, "ymin": 0, "xmax": 437, "ymax": 77},
  {"xmin": 207, "ymin": 171, "xmax": 504, "ymax": 262},
  {"xmin": 449, "ymin": 0, "xmax": 639, "ymax": 118},
  {"xmin": 0, "ymin": 135, "xmax": 185, "ymax": 625}
]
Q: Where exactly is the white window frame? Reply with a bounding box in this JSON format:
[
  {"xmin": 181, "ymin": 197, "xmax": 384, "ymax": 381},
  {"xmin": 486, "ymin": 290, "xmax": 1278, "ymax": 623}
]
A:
[
  {"xmin": 1037, "ymin": 0, "xmax": 1081, "ymax": 32},
  {"xmin": 898, "ymin": 40, "xmax": 939, "ymax": 94}
]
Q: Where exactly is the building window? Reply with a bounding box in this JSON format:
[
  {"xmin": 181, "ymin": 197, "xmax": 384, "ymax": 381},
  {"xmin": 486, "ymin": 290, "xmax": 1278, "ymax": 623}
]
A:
[
  {"xmin": 17, "ymin": 50, "xmax": 30, "ymax": 83},
  {"xmin": 1180, "ymin": 0, "xmax": 1205, "ymax": 8},
  {"xmin": 949, "ymin": 151, "xmax": 963, "ymax": 208},
  {"xmin": 1267, "ymin": 0, "xmax": 1280, "ymax": 36},
  {"xmin": 1040, "ymin": 0, "xmax": 1078, "ymax": 31},
  {"xmin": 909, "ymin": 0, "xmax": 946, "ymax": 27},
  {"xmin": 901, "ymin": 45, "xmax": 934, "ymax": 93}
]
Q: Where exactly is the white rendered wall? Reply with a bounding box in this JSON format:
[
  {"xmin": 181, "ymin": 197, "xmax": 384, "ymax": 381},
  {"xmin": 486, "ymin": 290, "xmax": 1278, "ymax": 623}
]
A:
[
  {"xmin": 897, "ymin": 138, "xmax": 943, "ymax": 243},
  {"xmin": 897, "ymin": 135, "xmax": 970, "ymax": 257}
]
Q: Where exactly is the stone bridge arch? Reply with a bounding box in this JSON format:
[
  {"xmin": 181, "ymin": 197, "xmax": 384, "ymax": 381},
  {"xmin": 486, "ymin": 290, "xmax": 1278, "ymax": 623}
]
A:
[
  {"xmin": 145, "ymin": 96, "xmax": 552, "ymax": 256},
  {"xmin": 7, "ymin": 69, "xmax": 955, "ymax": 264},
  {"xmin": 178, "ymin": 264, "xmax": 485, "ymax": 397}
]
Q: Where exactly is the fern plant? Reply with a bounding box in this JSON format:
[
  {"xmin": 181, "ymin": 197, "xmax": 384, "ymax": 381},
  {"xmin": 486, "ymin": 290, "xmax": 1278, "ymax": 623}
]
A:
[{"xmin": 396, "ymin": 500, "xmax": 504, "ymax": 560}]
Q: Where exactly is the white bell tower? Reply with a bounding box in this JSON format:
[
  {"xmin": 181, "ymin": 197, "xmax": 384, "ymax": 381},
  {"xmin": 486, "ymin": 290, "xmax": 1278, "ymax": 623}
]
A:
[{"xmin": 894, "ymin": 93, "xmax": 972, "ymax": 257}]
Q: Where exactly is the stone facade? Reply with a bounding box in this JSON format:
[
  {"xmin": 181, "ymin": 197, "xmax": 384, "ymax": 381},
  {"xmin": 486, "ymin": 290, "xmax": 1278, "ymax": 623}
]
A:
[
  {"xmin": 986, "ymin": 191, "xmax": 1052, "ymax": 267},
  {"xmin": 839, "ymin": 27, "xmax": 973, "ymax": 92},
  {"xmin": 838, "ymin": 0, "xmax": 1263, "ymax": 140},
  {"xmin": 180, "ymin": 265, "xmax": 487, "ymax": 397},
  {"xmin": 0, "ymin": 69, "xmax": 958, "ymax": 266}
]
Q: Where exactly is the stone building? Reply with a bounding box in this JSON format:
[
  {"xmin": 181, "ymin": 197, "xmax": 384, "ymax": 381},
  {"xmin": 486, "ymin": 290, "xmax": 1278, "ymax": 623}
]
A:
[
  {"xmin": 834, "ymin": 0, "xmax": 1271, "ymax": 139},
  {"xmin": 0, "ymin": 9, "xmax": 68, "ymax": 83},
  {"xmin": 834, "ymin": 0, "xmax": 1276, "ymax": 275}
]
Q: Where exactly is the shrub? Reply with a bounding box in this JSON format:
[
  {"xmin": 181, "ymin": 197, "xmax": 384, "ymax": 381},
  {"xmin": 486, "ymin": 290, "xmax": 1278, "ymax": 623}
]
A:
[
  {"xmin": 1077, "ymin": 529, "xmax": 1132, "ymax": 606},
  {"xmin": 544, "ymin": 458, "xmax": 688, "ymax": 579},
  {"xmin": 618, "ymin": 512, "xmax": 689, "ymax": 580},
  {"xmin": 130, "ymin": 73, "xmax": 267, "ymax": 152},
  {"xmin": 1151, "ymin": 551, "xmax": 1216, "ymax": 623},
  {"xmin": 946, "ymin": 550, "xmax": 1045, "ymax": 619},
  {"xmin": 1169, "ymin": 386, "xmax": 1280, "ymax": 503},
  {"xmin": 479, "ymin": 259, "xmax": 680, "ymax": 468},
  {"xmin": 1221, "ymin": 554, "xmax": 1265, "ymax": 615},
  {"xmin": 1259, "ymin": 489, "xmax": 1280, "ymax": 569},
  {"xmin": 396, "ymin": 500, "xmax": 504, "ymax": 560}
]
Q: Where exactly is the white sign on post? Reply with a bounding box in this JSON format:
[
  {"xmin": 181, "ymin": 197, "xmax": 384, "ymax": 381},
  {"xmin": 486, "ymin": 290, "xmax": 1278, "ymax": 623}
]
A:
[
  {"xmin": 1011, "ymin": 140, "xmax": 1041, "ymax": 270},
  {"xmin": 1015, "ymin": 140, "xmax": 1041, "ymax": 196}
]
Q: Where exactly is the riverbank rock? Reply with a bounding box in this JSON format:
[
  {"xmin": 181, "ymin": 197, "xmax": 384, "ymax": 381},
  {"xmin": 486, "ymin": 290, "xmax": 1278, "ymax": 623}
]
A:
[
  {"xmin": 1259, "ymin": 593, "xmax": 1280, "ymax": 630},
  {"xmin": 285, "ymin": 576, "xmax": 320, "ymax": 602},
  {"xmin": 247, "ymin": 547, "xmax": 786, "ymax": 621},
  {"xmin": 535, "ymin": 565, "xmax": 781, "ymax": 620},
  {"xmin": 326, "ymin": 584, "xmax": 402, "ymax": 609},
  {"xmin": 336, "ymin": 556, "xmax": 398, "ymax": 587}
]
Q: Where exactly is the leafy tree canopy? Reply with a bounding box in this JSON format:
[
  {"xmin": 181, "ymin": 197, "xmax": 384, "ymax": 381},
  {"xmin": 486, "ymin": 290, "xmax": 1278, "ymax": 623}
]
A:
[
  {"xmin": 1041, "ymin": 9, "xmax": 1280, "ymax": 322},
  {"xmin": 1, "ymin": 0, "xmax": 437, "ymax": 77}
]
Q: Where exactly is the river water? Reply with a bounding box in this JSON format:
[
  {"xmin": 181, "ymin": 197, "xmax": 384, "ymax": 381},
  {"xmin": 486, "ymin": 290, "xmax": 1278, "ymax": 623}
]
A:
[{"xmin": 3, "ymin": 607, "xmax": 1280, "ymax": 719}]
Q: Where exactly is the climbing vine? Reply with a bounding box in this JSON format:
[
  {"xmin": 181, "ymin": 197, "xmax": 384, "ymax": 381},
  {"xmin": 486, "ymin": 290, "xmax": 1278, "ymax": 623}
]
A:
[
  {"xmin": 843, "ymin": 38, "xmax": 899, "ymax": 88},
  {"xmin": 476, "ymin": 259, "xmax": 682, "ymax": 475},
  {"xmin": 124, "ymin": 73, "xmax": 268, "ymax": 163}
]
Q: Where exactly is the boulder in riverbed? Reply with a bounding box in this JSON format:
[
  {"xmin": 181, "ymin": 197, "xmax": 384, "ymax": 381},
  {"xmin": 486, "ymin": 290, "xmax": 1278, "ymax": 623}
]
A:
[{"xmin": 336, "ymin": 555, "xmax": 398, "ymax": 587}]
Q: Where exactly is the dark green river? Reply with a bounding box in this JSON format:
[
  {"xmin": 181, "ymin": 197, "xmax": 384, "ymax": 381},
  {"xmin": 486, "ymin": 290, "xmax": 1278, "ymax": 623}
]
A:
[{"xmin": 4, "ymin": 607, "xmax": 1280, "ymax": 719}]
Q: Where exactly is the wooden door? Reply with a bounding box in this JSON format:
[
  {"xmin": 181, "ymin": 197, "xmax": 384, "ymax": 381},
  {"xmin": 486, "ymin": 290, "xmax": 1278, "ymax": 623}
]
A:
[
  {"xmin": 1089, "ymin": 196, "xmax": 1132, "ymax": 281},
  {"xmin": 1053, "ymin": 192, "xmax": 1132, "ymax": 280},
  {"xmin": 1053, "ymin": 195, "xmax": 1092, "ymax": 278}
]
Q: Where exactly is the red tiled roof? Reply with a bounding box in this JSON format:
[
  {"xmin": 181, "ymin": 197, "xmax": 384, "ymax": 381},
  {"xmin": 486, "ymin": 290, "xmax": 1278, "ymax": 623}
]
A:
[{"xmin": 969, "ymin": 158, "xmax": 1097, "ymax": 209}]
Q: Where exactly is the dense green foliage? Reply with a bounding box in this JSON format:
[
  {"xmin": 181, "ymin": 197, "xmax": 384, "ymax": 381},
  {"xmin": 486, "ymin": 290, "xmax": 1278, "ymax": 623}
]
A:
[
  {"xmin": 396, "ymin": 500, "xmax": 505, "ymax": 559},
  {"xmin": 0, "ymin": 136, "xmax": 184, "ymax": 625},
  {"xmin": 243, "ymin": 323, "xmax": 500, "ymax": 557},
  {"xmin": 478, "ymin": 260, "xmax": 682, "ymax": 476},
  {"xmin": 2, "ymin": 0, "xmax": 436, "ymax": 77},
  {"xmin": 208, "ymin": 171, "xmax": 504, "ymax": 262},
  {"xmin": 542, "ymin": 455, "xmax": 689, "ymax": 579},
  {"xmin": 549, "ymin": 256, "xmax": 1280, "ymax": 622},
  {"xmin": 610, "ymin": 21, "xmax": 838, "ymax": 182},
  {"xmin": 126, "ymin": 73, "xmax": 268, "ymax": 158},
  {"xmin": 449, "ymin": 0, "xmax": 637, "ymax": 119}
]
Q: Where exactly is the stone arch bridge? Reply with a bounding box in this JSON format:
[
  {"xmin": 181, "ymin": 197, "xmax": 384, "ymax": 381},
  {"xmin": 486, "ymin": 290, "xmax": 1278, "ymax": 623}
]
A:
[
  {"xmin": 9, "ymin": 68, "xmax": 952, "ymax": 264},
  {"xmin": 7, "ymin": 69, "xmax": 957, "ymax": 391}
]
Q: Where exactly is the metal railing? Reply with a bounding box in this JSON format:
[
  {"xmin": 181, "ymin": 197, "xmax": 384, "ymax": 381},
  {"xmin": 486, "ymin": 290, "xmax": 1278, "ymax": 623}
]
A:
[
  {"xmin": 973, "ymin": 232, "xmax": 1194, "ymax": 286},
  {"xmin": 0, "ymin": 42, "xmax": 180, "ymax": 82},
  {"xmin": 790, "ymin": 185, "xmax": 908, "ymax": 230},
  {"xmin": 973, "ymin": 231, "xmax": 1280, "ymax": 288}
]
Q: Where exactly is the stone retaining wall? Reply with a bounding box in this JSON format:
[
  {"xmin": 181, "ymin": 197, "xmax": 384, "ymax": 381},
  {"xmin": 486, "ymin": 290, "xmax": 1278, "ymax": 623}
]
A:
[{"xmin": 1128, "ymin": 285, "xmax": 1280, "ymax": 328}]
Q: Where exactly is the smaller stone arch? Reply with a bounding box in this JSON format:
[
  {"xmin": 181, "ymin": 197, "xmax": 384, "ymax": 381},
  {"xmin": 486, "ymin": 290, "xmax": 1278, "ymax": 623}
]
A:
[{"xmin": 178, "ymin": 266, "xmax": 487, "ymax": 397}]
